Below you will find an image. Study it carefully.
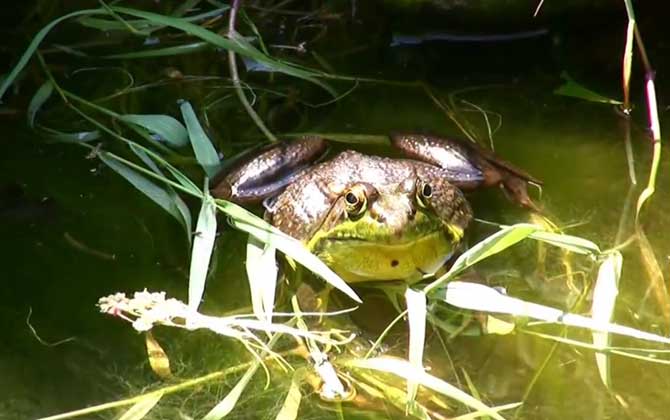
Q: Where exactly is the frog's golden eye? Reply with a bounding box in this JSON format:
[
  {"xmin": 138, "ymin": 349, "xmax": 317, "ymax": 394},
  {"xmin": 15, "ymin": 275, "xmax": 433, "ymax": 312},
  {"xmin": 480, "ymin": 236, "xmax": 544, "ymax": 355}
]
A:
[
  {"xmin": 344, "ymin": 186, "xmax": 367, "ymax": 217},
  {"xmin": 416, "ymin": 180, "xmax": 433, "ymax": 208}
]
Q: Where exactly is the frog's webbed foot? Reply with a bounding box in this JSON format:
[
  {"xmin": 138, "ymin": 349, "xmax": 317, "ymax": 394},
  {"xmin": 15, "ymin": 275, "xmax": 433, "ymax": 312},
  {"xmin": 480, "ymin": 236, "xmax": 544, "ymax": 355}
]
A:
[
  {"xmin": 390, "ymin": 133, "xmax": 542, "ymax": 210},
  {"xmin": 210, "ymin": 136, "xmax": 329, "ymax": 204}
]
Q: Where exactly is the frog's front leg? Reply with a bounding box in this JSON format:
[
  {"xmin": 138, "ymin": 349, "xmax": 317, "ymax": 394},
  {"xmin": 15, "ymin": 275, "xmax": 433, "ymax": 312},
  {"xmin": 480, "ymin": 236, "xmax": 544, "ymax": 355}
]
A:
[
  {"xmin": 211, "ymin": 136, "xmax": 328, "ymax": 204},
  {"xmin": 390, "ymin": 133, "xmax": 542, "ymax": 210}
]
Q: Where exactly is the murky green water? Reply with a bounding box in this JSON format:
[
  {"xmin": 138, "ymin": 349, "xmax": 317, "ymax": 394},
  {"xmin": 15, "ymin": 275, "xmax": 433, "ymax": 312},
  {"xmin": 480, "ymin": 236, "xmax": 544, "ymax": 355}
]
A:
[{"xmin": 2, "ymin": 2, "xmax": 670, "ymax": 419}]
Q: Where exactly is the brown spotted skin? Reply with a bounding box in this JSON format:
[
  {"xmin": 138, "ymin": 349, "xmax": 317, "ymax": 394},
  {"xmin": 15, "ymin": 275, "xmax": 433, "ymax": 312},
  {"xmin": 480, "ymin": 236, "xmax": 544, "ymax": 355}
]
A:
[{"xmin": 265, "ymin": 150, "xmax": 472, "ymax": 241}]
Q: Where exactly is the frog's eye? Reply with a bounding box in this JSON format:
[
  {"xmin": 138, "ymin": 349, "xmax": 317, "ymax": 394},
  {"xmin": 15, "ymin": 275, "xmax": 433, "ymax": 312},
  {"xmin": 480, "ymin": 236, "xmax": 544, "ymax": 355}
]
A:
[
  {"xmin": 416, "ymin": 180, "xmax": 433, "ymax": 208},
  {"xmin": 344, "ymin": 187, "xmax": 367, "ymax": 217}
]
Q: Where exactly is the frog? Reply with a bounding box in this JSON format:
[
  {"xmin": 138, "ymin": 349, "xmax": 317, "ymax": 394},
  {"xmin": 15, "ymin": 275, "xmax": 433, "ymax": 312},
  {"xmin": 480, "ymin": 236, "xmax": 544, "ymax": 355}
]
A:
[{"xmin": 211, "ymin": 133, "xmax": 540, "ymax": 284}]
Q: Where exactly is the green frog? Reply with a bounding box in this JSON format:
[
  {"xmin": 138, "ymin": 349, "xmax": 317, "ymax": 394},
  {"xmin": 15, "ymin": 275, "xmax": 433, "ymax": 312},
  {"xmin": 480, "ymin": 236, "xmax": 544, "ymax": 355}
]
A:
[{"xmin": 211, "ymin": 133, "xmax": 539, "ymax": 284}]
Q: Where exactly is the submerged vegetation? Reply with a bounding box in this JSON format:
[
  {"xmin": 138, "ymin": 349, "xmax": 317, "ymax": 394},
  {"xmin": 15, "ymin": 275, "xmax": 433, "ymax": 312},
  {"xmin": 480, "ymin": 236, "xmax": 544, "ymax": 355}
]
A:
[{"xmin": 1, "ymin": 1, "xmax": 668, "ymax": 419}]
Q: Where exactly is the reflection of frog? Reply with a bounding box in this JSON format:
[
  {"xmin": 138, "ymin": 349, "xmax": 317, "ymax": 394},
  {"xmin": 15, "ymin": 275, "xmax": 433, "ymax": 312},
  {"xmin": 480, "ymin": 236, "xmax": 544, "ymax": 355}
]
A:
[{"xmin": 212, "ymin": 133, "xmax": 539, "ymax": 283}]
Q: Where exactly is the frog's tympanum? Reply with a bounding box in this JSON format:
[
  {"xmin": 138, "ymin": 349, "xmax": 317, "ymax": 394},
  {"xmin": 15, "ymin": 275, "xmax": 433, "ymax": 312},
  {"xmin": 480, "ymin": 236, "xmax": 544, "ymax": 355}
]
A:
[{"xmin": 211, "ymin": 134, "xmax": 540, "ymax": 284}]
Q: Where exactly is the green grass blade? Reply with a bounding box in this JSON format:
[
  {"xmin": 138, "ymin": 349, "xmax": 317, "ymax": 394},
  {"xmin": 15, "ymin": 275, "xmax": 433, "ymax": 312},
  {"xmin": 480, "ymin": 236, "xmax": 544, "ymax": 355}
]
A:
[
  {"xmin": 346, "ymin": 357, "xmax": 507, "ymax": 420},
  {"xmin": 128, "ymin": 143, "xmax": 192, "ymax": 242},
  {"xmin": 117, "ymin": 391, "xmax": 164, "ymax": 420},
  {"xmin": 246, "ymin": 236, "xmax": 278, "ymax": 324},
  {"xmin": 27, "ymin": 80, "xmax": 54, "ymax": 128},
  {"xmin": 405, "ymin": 288, "xmax": 426, "ymax": 409},
  {"xmin": 591, "ymin": 252, "xmax": 622, "ymax": 388},
  {"xmin": 203, "ymin": 363, "xmax": 258, "ymax": 420},
  {"xmin": 441, "ymin": 281, "xmax": 670, "ymax": 345},
  {"xmin": 98, "ymin": 151, "xmax": 190, "ymax": 228},
  {"xmin": 425, "ymin": 224, "xmax": 538, "ymax": 294},
  {"xmin": 219, "ymin": 200, "xmax": 361, "ymax": 303},
  {"xmin": 78, "ymin": 7, "xmax": 229, "ymax": 33},
  {"xmin": 554, "ymin": 72, "xmax": 622, "ymax": 105},
  {"xmin": 180, "ymin": 100, "xmax": 221, "ymax": 177},
  {"xmin": 188, "ymin": 189, "xmax": 217, "ymax": 311},
  {"xmin": 528, "ymin": 230, "xmax": 601, "ymax": 255},
  {"xmin": 275, "ymin": 370, "xmax": 303, "ymax": 420},
  {"xmin": 104, "ymin": 42, "xmax": 210, "ymax": 59},
  {"xmin": 109, "ymin": 6, "xmax": 336, "ymax": 97},
  {"xmin": 0, "ymin": 9, "xmax": 105, "ymax": 101},
  {"xmin": 121, "ymin": 114, "xmax": 189, "ymax": 147}
]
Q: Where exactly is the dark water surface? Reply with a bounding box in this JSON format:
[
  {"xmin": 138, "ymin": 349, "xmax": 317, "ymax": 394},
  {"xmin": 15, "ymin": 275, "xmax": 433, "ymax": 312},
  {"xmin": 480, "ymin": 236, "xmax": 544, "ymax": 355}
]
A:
[{"xmin": 2, "ymin": 1, "xmax": 670, "ymax": 419}]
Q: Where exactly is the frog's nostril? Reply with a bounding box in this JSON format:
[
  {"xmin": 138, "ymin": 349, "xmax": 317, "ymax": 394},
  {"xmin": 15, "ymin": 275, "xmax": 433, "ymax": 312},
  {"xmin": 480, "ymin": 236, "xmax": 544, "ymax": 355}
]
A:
[{"xmin": 390, "ymin": 260, "xmax": 399, "ymax": 267}]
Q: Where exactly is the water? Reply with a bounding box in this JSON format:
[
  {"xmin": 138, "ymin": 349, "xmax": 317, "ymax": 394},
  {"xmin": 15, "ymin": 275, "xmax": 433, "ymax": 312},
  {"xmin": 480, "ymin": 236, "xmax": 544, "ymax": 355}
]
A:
[{"xmin": 1, "ymin": 2, "xmax": 670, "ymax": 419}]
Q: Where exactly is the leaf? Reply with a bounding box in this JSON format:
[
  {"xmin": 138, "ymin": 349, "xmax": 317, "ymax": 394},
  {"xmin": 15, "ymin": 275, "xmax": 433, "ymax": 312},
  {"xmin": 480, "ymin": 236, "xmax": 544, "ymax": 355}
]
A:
[
  {"xmin": 129, "ymin": 143, "xmax": 192, "ymax": 243},
  {"xmin": 0, "ymin": 9, "xmax": 106, "ymax": 101},
  {"xmin": 440, "ymin": 281, "xmax": 670, "ymax": 345},
  {"xmin": 117, "ymin": 392, "xmax": 164, "ymax": 420},
  {"xmin": 98, "ymin": 151, "xmax": 190, "ymax": 229},
  {"xmin": 145, "ymin": 331, "xmax": 172, "ymax": 379},
  {"xmin": 110, "ymin": 6, "xmax": 336, "ymax": 97},
  {"xmin": 226, "ymin": 213, "xmax": 361, "ymax": 303},
  {"xmin": 529, "ymin": 230, "xmax": 601, "ymax": 256},
  {"xmin": 104, "ymin": 42, "xmax": 210, "ymax": 59},
  {"xmin": 346, "ymin": 357, "xmax": 508, "ymax": 420},
  {"xmin": 405, "ymin": 288, "xmax": 426, "ymax": 409},
  {"xmin": 554, "ymin": 72, "xmax": 622, "ymax": 105},
  {"xmin": 203, "ymin": 363, "xmax": 258, "ymax": 420},
  {"xmin": 188, "ymin": 190, "xmax": 217, "ymax": 311},
  {"xmin": 591, "ymin": 252, "xmax": 622, "ymax": 388},
  {"xmin": 425, "ymin": 223, "xmax": 538, "ymax": 293},
  {"xmin": 120, "ymin": 114, "xmax": 189, "ymax": 147},
  {"xmin": 246, "ymin": 236, "xmax": 278, "ymax": 324},
  {"xmin": 180, "ymin": 100, "xmax": 221, "ymax": 177},
  {"xmin": 27, "ymin": 80, "xmax": 54, "ymax": 128},
  {"xmin": 275, "ymin": 371, "xmax": 303, "ymax": 420}
]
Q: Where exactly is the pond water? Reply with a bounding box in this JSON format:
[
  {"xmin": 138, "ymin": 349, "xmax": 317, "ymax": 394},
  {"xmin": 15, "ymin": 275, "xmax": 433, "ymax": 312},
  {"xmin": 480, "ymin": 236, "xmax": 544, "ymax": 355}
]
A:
[{"xmin": 2, "ymin": 2, "xmax": 670, "ymax": 419}]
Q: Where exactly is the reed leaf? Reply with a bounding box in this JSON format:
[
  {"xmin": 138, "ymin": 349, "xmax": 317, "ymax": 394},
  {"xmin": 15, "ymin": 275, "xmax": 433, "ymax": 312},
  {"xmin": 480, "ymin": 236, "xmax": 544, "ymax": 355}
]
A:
[
  {"xmin": 121, "ymin": 114, "xmax": 189, "ymax": 147},
  {"xmin": 27, "ymin": 80, "xmax": 54, "ymax": 128},
  {"xmin": 188, "ymin": 189, "xmax": 217, "ymax": 311}
]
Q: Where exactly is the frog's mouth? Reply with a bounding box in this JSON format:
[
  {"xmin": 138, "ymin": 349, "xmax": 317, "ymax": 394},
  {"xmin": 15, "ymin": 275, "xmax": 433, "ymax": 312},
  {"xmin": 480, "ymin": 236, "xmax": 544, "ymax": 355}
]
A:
[{"xmin": 310, "ymin": 230, "xmax": 457, "ymax": 284}]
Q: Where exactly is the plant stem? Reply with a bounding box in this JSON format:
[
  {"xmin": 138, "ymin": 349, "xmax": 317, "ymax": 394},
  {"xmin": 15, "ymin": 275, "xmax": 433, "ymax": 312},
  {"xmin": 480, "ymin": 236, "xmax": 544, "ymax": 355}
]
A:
[{"xmin": 228, "ymin": 0, "xmax": 278, "ymax": 142}]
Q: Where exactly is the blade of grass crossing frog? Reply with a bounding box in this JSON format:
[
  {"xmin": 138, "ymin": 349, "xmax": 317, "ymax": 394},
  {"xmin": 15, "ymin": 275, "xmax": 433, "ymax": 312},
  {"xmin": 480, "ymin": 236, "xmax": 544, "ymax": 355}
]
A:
[
  {"xmin": 109, "ymin": 7, "xmax": 336, "ymax": 97},
  {"xmin": 405, "ymin": 288, "xmax": 426, "ymax": 409},
  {"xmin": 0, "ymin": 9, "xmax": 106, "ymax": 101},
  {"xmin": 227, "ymin": 218, "xmax": 361, "ymax": 303},
  {"xmin": 129, "ymin": 144, "xmax": 192, "ymax": 243},
  {"xmin": 425, "ymin": 224, "xmax": 539, "ymax": 293},
  {"xmin": 554, "ymin": 72, "xmax": 623, "ymax": 105},
  {"xmin": 442, "ymin": 281, "xmax": 670, "ymax": 345},
  {"xmin": 592, "ymin": 252, "xmax": 622, "ymax": 388},
  {"xmin": 275, "ymin": 370, "xmax": 303, "ymax": 420},
  {"xmin": 180, "ymin": 100, "xmax": 221, "ymax": 177},
  {"xmin": 27, "ymin": 80, "xmax": 53, "ymax": 128},
  {"xmin": 98, "ymin": 151, "xmax": 191, "ymax": 230},
  {"xmin": 120, "ymin": 114, "xmax": 189, "ymax": 147},
  {"xmin": 346, "ymin": 357, "xmax": 507, "ymax": 420},
  {"xmin": 203, "ymin": 363, "xmax": 259, "ymax": 420},
  {"xmin": 188, "ymin": 189, "xmax": 217, "ymax": 311},
  {"xmin": 246, "ymin": 235, "xmax": 278, "ymax": 324},
  {"xmin": 117, "ymin": 391, "xmax": 164, "ymax": 420}
]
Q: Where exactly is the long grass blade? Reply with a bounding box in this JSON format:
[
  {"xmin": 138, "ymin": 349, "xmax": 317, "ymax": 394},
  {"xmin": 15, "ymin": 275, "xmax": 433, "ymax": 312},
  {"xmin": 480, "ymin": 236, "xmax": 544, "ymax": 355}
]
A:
[
  {"xmin": 121, "ymin": 114, "xmax": 189, "ymax": 147},
  {"xmin": 98, "ymin": 151, "xmax": 190, "ymax": 229},
  {"xmin": 275, "ymin": 370, "xmax": 303, "ymax": 420},
  {"xmin": 246, "ymin": 236, "xmax": 278, "ymax": 324},
  {"xmin": 441, "ymin": 281, "xmax": 670, "ymax": 345},
  {"xmin": 591, "ymin": 252, "xmax": 622, "ymax": 388},
  {"xmin": 554, "ymin": 72, "xmax": 622, "ymax": 105},
  {"xmin": 117, "ymin": 391, "xmax": 164, "ymax": 420},
  {"xmin": 188, "ymin": 189, "xmax": 217, "ymax": 311},
  {"xmin": 347, "ymin": 357, "xmax": 508, "ymax": 420},
  {"xmin": 219, "ymin": 200, "xmax": 360, "ymax": 303},
  {"xmin": 27, "ymin": 80, "xmax": 54, "ymax": 128},
  {"xmin": 0, "ymin": 9, "xmax": 107, "ymax": 101},
  {"xmin": 405, "ymin": 288, "xmax": 426, "ymax": 409},
  {"xmin": 104, "ymin": 42, "xmax": 210, "ymax": 59},
  {"xmin": 202, "ymin": 363, "xmax": 258, "ymax": 420},
  {"xmin": 180, "ymin": 100, "xmax": 221, "ymax": 177}
]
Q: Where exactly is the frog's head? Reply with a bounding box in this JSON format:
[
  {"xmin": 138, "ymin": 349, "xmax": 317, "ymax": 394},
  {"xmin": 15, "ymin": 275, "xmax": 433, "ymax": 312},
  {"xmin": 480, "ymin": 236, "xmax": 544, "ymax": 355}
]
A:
[{"xmin": 306, "ymin": 177, "xmax": 472, "ymax": 283}]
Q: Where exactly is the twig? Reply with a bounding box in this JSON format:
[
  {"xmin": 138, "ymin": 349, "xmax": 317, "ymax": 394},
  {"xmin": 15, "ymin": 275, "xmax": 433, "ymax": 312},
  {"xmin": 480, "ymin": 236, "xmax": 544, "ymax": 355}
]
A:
[{"xmin": 228, "ymin": 0, "xmax": 278, "ymax": 142}]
